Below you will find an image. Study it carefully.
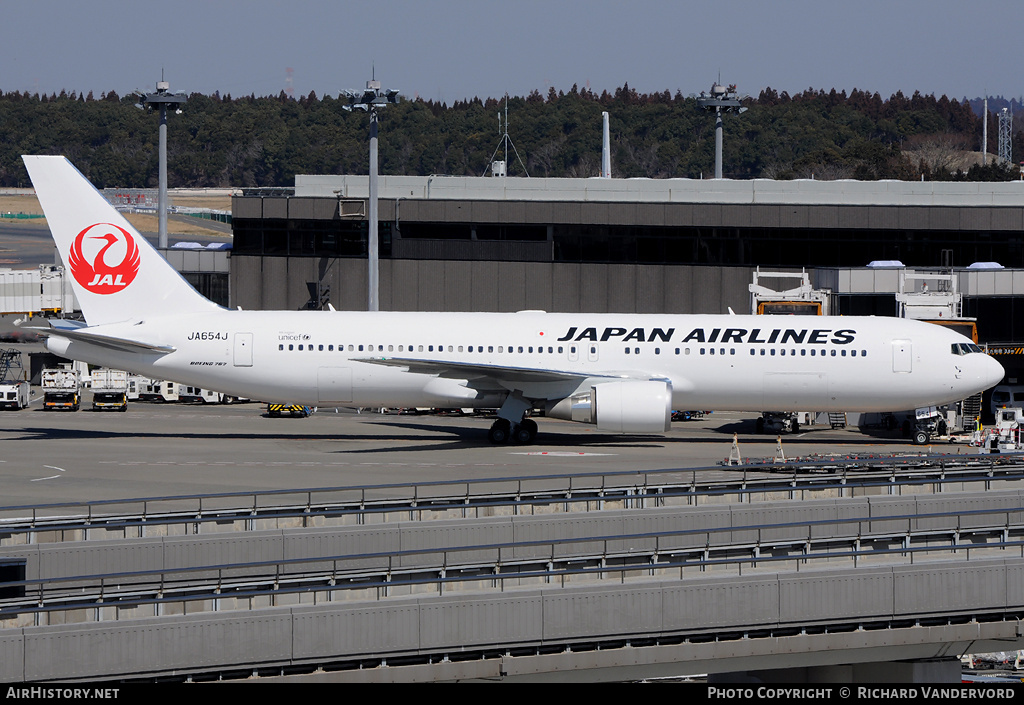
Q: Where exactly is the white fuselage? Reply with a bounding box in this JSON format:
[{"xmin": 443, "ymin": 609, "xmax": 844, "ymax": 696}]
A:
[
  {"xmin": 46, "ymin": 310, "xmax": 1002, "ymax": 413},
  {"xmin": 20, "ymin": 154, "xmax": 1005, "ymax": 432}
]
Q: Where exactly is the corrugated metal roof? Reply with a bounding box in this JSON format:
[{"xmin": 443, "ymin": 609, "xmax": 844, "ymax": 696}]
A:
[{"xmin": 295, "ymin": 174, "xmax": 1024, "ymax": 207}]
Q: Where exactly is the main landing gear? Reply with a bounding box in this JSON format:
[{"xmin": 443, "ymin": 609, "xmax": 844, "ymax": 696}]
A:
[
  {"xmin": 488, "ymin": 417, "xmax": 538, "ymax": 444},
  {"xmin": 488, "ymin": 391, "xmax": 538, "ymax": 444}
]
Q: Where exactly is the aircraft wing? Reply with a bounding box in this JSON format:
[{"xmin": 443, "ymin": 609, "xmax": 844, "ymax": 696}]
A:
[
  {"xmin": 357, "ymin": 356, "xmax": 633, "ymax": 385},
  {"xmin": 19, "ymin": 322, "xmax": 176, "ymax": 355}
]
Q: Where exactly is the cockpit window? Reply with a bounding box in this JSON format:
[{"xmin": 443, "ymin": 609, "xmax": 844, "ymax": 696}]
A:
[{"xmin": 951, "ymin": 343, "xmax": 984, "ymax": 355}]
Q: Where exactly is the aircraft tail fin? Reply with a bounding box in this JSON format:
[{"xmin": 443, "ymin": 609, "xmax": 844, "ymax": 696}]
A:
[{"xmin": 22, "ymin": 155, "xmax": 221, "ymax": 326}]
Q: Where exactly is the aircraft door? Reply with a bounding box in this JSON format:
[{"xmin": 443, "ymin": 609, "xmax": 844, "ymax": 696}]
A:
[
  {"xmin": 587, "ymin": 343, "xmax": 599, "ymax": 362},
  {"xmin": 233, "ymin": 333, "xmax": 253, "ymax": 367},
  {"xmin": 317, "ymin": 367, "xmax": 353, "ymax": 404},
  {"xmin": 892, "ymin": 340, "xmax": 912, "ymax": 373}
]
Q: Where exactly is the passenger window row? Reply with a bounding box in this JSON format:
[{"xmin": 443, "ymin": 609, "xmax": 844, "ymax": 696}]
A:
[
  {"xmin": 278, "ymin": 343, "xmax": 567, "ymax": 354},
  {"xmin": 626, "ymin": 347, "xmax": 868, "ymax": 357},
  {"xmin": 276, "ymin": 342, "xmax": 867, "ymax": 359}
]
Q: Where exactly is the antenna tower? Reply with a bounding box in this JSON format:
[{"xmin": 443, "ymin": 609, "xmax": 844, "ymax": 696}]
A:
[
  {"xmin": 484, "ymin": 95, "xmax": 529, "ymax": 177},
  {"xmin": 285, "ymin": 67, "xmax": 294, "ymax": 99},
  {"xmin": 999, "ymin": 107, "xmax": 1012, "ymax": 164}
]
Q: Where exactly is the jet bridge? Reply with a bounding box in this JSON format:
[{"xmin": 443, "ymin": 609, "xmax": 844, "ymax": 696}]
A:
[
  {"xmin": 896, "ymin": 269, "xmax": 978, "ymax": 342},
  {"xmin": 749, "ymin": 267, "xmax": 831, "ymax": 316},
  {"xmin": 896, "ymin": 270, "xmax": 983, "ymax": 441},
  {"xmin": 0, "ymin": 264, "xmax": 78, "ymax": 316},
  {"xmin": 749, "ymin": 269, "xmax": 833, "ymax": 433}
]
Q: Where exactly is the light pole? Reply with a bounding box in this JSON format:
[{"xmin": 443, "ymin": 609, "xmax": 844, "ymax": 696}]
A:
[
  {"xmin": 140, "ymin": 80, "xmax": 187, "ymax": 249},
  {"xmin": 697, "ymin": 82, "xmax": 746, "ymax": 179},
  {"xmin": 343, "ymin": 79, "xmax": 400, "ymax": 311}
]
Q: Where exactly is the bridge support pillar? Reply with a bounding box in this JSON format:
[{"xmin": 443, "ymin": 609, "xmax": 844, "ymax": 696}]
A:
[{"xmin": 708, "ymin": 657, "xmax": 961, "ymax": 683}]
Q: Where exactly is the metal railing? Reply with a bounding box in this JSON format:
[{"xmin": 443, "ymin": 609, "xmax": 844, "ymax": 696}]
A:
[
  {"xmin": 4, "ymin": 503, "xmax": 1023, "ymax": 621},
  {"xmin": 2, "ymin": 454, "xmax": 1023, "ymax": 544}
]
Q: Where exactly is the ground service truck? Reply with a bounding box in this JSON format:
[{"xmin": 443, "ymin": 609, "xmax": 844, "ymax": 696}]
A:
[
  {"xmin": 42, "ymin": 368, "xmax": 81, "ymax": 411},
  {"xmin": 91, "ymin": 369, "xmax": 128, "ymax": 411}
]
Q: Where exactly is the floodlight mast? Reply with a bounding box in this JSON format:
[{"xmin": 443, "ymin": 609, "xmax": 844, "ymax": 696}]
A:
[
  {"xmin": 696, "ymin": 82, "xmax": 746, "ymax": 179},
  {"xmin": 141, "ymin": 80, "xmax": 187, "ymax": 249},
  {"xmin": 343, "ymin": 79, "xmax": 400, "ymax": 311}
]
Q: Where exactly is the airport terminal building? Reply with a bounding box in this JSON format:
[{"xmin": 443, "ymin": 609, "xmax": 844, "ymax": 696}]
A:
[{"xmin": 229, "ymin": 175, "xmax": 1024, "ymax": 384}]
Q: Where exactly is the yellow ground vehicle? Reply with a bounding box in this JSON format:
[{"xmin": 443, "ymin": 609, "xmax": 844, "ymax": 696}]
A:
[{"xmin": 267, "ymin": 404, "xmax": 311, "ymax": 418}]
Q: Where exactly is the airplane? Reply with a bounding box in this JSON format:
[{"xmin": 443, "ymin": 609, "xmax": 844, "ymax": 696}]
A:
[{"xmin": 20, "ymin": 155, "xmax": 1005, "ymax": 445}]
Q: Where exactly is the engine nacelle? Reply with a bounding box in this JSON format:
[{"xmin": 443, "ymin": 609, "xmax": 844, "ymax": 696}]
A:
[{"xmin": 546, "ymin": 380, "xmax": 672, "ymax": 433}]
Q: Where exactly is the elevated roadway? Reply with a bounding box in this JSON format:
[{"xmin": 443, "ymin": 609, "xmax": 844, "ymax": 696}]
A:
[
  {"xmin": 4, "ymin": 459, "xmax": 1024, "ymax": 681},
  {"xmin": 2, "ymin": 399, "xmax": 1022, "ymax": 681}
]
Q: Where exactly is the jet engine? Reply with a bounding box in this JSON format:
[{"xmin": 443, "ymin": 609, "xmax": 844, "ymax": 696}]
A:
[{"xmin": 546, "ymin": 380, "xmax": 672, "ymax": 433}]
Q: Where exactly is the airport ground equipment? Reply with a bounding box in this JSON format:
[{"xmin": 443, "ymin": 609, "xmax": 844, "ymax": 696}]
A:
[
  {"xmin": 756, "ymin": 410, "xmax": 814, "ymax": 434},
  {"xmin": 90, "ymin": 368, "xmax": 128, "ymax": 411},
  {"xmin": 138, "ymin": 379, "xmax": 178, "ymax": 402},
  {"xmin": 910, "ymin": 407, "xmax": 950, "ymax": 445},
  {"xmin": 0, "ymin": 348, "xmax": 22, "ymax": 380},
  {"xmin": 267, "ymin": 403, "xmax": 311, "ymax": 417},
  {"xmin": 0, "ymin": 349, "xmax": 28, "ymax": 410},
  {"xmin": 180, "ymin": 385, "xmax": 224, "ymax": 404},
  {"xmin": 984, "ymin": 407, "xmax": 1023, "ymax": 452},
  {"xmin": 0, "ymin": 380, "xmax": 28, "ymax": 410},
  {"xmin": 909, "ymin": 396, "xmax": 985, "ymax": 445},
  {"xmin": 126, "ymin": 375, "xmax": 145, "ymax": 400},
  {"xmin": 41, "ymin": 367, "xmax": 80, "ymax": 411},
  {"xmin": 671, "ymin": 409, "xmax": 706, "ymax": 421}
]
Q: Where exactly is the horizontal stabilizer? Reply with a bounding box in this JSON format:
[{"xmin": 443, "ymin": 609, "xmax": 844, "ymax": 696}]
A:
[{"xmin": 22, "ymin": 322, "xmax": 175, "ymax": 355}]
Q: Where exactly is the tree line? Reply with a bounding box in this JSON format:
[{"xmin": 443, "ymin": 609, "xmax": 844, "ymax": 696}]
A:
[{"xmin": 0, "ymin": 85, "xmax": 1019, "ymax": 188}]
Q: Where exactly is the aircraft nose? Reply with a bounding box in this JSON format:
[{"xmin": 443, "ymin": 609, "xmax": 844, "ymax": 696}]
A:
[{"xmin": 981, "ymin": 353, "xmax": 1005, "ymax": 390}]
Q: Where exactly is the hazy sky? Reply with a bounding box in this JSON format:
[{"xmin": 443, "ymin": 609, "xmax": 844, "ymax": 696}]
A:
[{"xmin": 1, "ymin": 0, "xmax": 1020, "ymax": 104}]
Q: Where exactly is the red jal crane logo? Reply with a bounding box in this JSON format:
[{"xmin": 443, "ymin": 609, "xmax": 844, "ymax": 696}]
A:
[{"xmin": 68, "ymin": 223, "xmax": 141, "ymax": 294}]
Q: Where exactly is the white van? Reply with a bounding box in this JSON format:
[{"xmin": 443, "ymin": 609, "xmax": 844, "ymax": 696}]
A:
[{"xmin": 990, "ymin": 385, "xmax": 1024, "ymax": 417}]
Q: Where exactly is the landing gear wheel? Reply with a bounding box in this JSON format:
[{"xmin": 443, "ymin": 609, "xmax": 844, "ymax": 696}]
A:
[
  {"xmin": 488, "ymin": 419, "xmax": 511, "ymax": 444},
  {"xmin": 912, "ymin": 429, "xmax": 929, "ymax": 445},
  {"xmin": 512, "ymin": 418, "xmax": 538, "ymax": 444}
]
